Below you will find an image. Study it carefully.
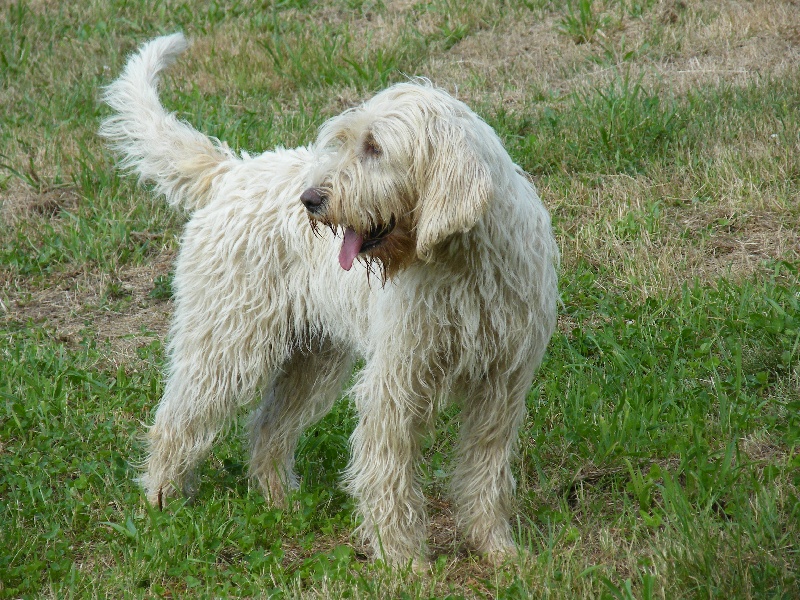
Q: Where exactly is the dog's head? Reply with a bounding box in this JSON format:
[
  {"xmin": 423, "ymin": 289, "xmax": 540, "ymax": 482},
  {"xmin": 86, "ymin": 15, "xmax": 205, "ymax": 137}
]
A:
[{"xmin": 301, "ymin": 80, "xmax": 497, "ymax": 282}]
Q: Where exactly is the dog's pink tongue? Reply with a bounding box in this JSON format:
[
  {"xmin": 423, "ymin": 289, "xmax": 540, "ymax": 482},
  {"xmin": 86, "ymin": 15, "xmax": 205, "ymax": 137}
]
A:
[{"xmin": 339, "ymin": 228, "xmax": 364, "ymax": 271}]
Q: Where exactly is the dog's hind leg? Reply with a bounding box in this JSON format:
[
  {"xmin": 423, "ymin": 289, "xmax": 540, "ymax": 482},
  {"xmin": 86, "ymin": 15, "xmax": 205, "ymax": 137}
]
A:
[
  {"xmin": 140, "ymin": 274, "xmax": 293, "ymax": 506},
  {"xmin": 140, "ymin": 333, "xmax": 278, "ymax": 506},
  {"xmin": 249, "ymin": 340, "xmax": 354, "ymax": 507},
  {"xmin": 450, "ymin": 366, "xmax": 533, "ymax": 561}
]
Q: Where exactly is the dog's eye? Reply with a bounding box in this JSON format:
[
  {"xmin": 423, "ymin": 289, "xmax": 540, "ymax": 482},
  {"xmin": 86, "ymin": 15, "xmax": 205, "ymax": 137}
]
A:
[{"xmin": 362, "ymin": 134, "xmax": 382, "ymax": 159}]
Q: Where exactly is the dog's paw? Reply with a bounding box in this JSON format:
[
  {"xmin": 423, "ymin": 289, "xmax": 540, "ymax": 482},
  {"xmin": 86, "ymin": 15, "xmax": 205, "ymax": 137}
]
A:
[
  {"xmin": 252, "ymin": 472, "xmax": 300, "ymax": 510},
  {"xmin": 411, "ymin": 556, "xmax": 433, "ymax": 574},
  {"xmin": 483, "ymin": 542, "xmax": 531, "ymax": 567},
  {"xmin": 140, "ymin": 471, "xmax": 193, "ymax": 509},
  {"xmin": 469, "ymin": 531, "xmax": 526, "ymax": 566},
  {"xmin": 147, "ymin": 482, "xmax": 188, "ymax": 508}
]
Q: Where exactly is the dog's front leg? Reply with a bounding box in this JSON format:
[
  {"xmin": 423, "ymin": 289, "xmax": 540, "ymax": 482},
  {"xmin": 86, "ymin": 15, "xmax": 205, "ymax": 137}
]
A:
[
  {"xmin": 345, "ymin": 364, "xmax": 436, "ymax": 567},
  {"xmin": 451, "ymin": 364, "xmax": 534, "ymax": 562}
]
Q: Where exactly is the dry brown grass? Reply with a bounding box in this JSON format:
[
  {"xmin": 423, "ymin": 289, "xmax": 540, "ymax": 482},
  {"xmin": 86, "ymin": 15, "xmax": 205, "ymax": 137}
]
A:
[
  {"xmin": 549, "ymin": 172, "xmax": 799, "ymax": 297},
  {"xmin": 412, "ymin": 0, "xmax": 800, "ymax": 99},
  {"xmin": 1, "ymin": 249, "xmax": 174, "ymax": 368}
]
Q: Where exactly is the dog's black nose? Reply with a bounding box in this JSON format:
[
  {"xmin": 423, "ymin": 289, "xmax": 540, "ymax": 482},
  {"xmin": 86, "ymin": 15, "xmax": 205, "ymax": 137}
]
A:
[{"xmin": 301, "ymin": 188, "xmax": 327, "ymax": 213}]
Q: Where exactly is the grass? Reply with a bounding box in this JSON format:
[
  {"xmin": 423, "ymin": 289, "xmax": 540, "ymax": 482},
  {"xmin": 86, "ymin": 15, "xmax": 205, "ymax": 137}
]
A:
[
  {"xmin": 557, "ymin": 0, "xmax": 612, "ymax": 45},
  {"xmin": 1, "ymin": 0, "xmax": 798, "ymax": 598}
]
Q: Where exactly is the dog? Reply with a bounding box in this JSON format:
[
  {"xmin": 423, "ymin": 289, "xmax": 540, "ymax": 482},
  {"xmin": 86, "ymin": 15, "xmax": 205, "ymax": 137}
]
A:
[{"xmin": 101, "ymin": 33, "xmax": 559, "ymax": 566}]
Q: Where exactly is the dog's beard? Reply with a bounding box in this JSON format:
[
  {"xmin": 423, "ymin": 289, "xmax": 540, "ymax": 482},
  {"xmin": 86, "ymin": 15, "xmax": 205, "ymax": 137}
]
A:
[{"xmin": 363, "ymin": 223, "xmax": 416, "ymax": 283}]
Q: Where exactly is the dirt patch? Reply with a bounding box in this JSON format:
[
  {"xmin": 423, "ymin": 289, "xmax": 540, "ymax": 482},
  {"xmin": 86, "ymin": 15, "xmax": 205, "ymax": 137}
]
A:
[
  {"xmin": 2, "ymin": 251, "xmax": 175, "ymax": 370},
  {"xmin": 428, "ymin": 497, "xmax": 465, "ymax": 559},
  {"xmin": 427, "ymin": 12, "xmax": 594, "ymax": 106},
  {"xmin": 423, "ymin": 0, "xmax": 800, "ymax": 106},
  {"xmin": 1, "ymin": 182, "xmax": 82, "ymax": 225},
  {"xmin": 677, "ymin": 206, "xmax": 800, "ymax": 278},
  {"xmin": 740, "ymin": 431, "xmax": 791, "ymax": 464},
  {"xmin": 642, "ymin": 1, "xmax": 799, "ymax": 95}
]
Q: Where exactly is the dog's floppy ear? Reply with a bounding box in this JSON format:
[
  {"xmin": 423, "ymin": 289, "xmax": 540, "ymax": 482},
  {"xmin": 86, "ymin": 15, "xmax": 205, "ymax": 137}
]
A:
[{"xmin": 414, "ymin": 114, "xmax": 493, "ymax": 261}]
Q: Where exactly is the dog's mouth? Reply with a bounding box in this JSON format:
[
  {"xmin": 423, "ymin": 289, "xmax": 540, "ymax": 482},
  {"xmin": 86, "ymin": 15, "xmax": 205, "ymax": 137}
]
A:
[{"xmin": 339, "ymin": 216, "xmax": 396, "ymax": 271}]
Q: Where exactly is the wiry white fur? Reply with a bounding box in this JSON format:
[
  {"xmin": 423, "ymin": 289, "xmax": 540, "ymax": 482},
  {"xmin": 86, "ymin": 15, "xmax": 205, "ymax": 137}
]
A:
[{"xmin": 101, "ymin": 33, "xmax": 559, "ymax": 567}]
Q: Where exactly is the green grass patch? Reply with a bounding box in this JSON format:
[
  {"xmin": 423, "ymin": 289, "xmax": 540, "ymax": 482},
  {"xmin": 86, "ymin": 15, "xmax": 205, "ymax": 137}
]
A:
[
  {"xmin": 2, "ymin": 266, "xmax": 797, "ymax": 597},
  {"xmin": 493, "ymin": 69, "xmax": 800, "ymax": 180}
]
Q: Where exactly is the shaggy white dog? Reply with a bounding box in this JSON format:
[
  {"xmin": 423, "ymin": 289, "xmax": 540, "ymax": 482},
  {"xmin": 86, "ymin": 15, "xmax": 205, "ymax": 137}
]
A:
[{"xmin": 101, "ymin": 33, "xmax": 559, "ymax": 566}]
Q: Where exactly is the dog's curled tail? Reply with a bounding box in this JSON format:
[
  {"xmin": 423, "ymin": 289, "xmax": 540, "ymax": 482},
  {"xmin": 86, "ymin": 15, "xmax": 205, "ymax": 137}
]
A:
[{"xmin": 100, "ymin": 33, "xmax": 233, "ymax": 212}]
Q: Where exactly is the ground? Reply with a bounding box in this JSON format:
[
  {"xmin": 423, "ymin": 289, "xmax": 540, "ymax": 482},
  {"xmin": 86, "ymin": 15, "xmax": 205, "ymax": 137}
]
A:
[{"xmin": 1, "ymin": 1, "xmax": 798, "ymax": 598}]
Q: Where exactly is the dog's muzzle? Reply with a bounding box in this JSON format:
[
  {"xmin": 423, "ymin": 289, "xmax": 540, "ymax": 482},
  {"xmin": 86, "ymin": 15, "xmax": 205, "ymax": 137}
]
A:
[
  {"xmin": 300, "ymin": 187, "xmax": 398, "ymax": 273},
  {"xmin": 300, "ymin": 187, "xmax": 327, "ymax": 214}
]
